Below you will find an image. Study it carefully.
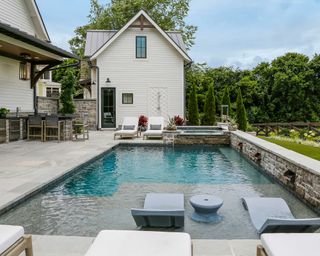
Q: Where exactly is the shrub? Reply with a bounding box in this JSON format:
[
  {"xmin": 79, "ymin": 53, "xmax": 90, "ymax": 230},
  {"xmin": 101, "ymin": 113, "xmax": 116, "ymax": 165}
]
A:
[
  {"xmin": 138, "ymin": 115, "xmax": 148, "ymax": 128},
  {"xmin": 278, "ymin": 128, "xmax": 290, "ymax": 137},
  {"xmin": 60, "ymin": 69, "xmax": 76, "ymax": 114},
  {"xmin": 174, "ymin": 115, "xmax": 185, "ymax": 126},
  {"xmin": 0, "ymin": 108, "xmax": 9, "ymax": 118},
  {"xmin": 289, "ymin": 129, "xmax": 299, "ymax": 139},
  {"xmin": 202, "ymin": 83, "xmax": 216, "ymax": 125},
  {"xmin": 236, "ymin": 88, "xmax": 248, "ymax": 131},
  {"xmin": 221, "ymin": 86, "xmax": 232, "ymax": 117},
  {"xmin": 188, "ymin": 83, "xmax": 200, "ymax": 125}
]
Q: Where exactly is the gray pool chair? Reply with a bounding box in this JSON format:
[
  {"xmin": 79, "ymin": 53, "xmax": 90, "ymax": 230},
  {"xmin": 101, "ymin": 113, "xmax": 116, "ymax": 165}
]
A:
[
  {"xmin": 242, "ymin": 197, "xmax": 320, "ymax": 234},
  {"xmin": 131, "ymin": 193, "xmax": 185, "ymax": 228}
]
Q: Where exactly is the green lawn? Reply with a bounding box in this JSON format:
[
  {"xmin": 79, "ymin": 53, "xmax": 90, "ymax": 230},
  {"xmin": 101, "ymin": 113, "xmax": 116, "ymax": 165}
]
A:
[{"xmin": 259, "ymin": 137, "xmax": 320, "ymax": 161}]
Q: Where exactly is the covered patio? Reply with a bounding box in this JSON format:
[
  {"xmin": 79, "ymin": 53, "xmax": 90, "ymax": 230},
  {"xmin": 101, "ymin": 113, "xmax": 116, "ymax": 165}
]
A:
[{"xmin": 0, "ymin": 21, "xmax": 78, "ymax": 144}]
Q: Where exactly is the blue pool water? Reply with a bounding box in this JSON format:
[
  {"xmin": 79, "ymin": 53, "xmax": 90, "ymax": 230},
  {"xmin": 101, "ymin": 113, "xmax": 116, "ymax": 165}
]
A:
[
  {"xmin": 0, "ymin": 145, "xmax": 317, "ymax": 238},
  {"xmin": 59, "ymin": 145, "xmax": 270, "ymax": 196}
]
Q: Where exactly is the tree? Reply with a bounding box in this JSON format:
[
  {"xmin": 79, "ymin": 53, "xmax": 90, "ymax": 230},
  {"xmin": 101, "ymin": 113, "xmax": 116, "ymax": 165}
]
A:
[
  {"xmin": 221, "ymin": 86, "xmax": 231, "ymax": 117},
  {"xmin": 52, "ymin": 59, "xmax": 83, "ymax": 98},
  {"xmin": 236, "ymin": 88, "xmax": 248, "ymax": 131},
  {"xmin": 69, "ymin": 0, "xmax": 197, "ymax": 57},
  {"xmin": 202, "ymin": 83, "xmax": 216, "ymax": 125},
  {"xmin": 187, "ymin": 83, "xmax": 199, "ymax": 125},
  {"xmin": 60, "ymin": 69, "xmax": 76, "ymax": 114}
]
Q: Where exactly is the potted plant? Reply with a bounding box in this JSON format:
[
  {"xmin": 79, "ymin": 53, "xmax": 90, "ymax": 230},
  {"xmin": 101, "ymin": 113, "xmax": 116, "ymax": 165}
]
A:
[
  {"xmin": 166, "ymin": 117, "xmax": 177, "ymax": 131},
  {"xmin": 173, "ymin": 115, "xmax": 185, "ymax": 126},
  {"xmin": 0, "ymin": 108, "xmax": 9, "ymax": 118},
  {"xmin": 138, "ymin": 115, "xmax": 148, "ymax": 131}
]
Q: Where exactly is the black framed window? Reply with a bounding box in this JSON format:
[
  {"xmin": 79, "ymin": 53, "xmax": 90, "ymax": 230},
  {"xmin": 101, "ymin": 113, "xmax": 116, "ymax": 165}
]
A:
[
  {"xmin": 136, "ymin": 36, "xmax": 147, "ymax": 58},
  {"xmin": 122, "ymin": 93, "xmax": 133, "ymax": 104}
]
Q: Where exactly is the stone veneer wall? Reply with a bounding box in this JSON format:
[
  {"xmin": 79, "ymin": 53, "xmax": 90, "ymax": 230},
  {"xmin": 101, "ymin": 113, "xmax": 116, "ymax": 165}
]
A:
[
  {"xmin": 174, "ymin": 134, "xmax": 230, "ymax": 145},
  {"xmin": 162, "ymin": 131, "xmax": 230, "ymax": 145},
  {"xmin": 230, "ymin": 130, "xmax": 320, "ymax": 212},
  {"xmin": 37, "ymin": 97, "xmax": 59, "ymax": 115},
  {"xmin": 74, "ymin": 99, "xmax": 97, "ymax": 130}
]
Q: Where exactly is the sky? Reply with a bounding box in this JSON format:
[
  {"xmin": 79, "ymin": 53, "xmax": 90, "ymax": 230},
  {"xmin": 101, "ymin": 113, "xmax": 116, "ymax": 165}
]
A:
[{"xmin": 37, "ymin": 0, "xmax": 320, "ymax": 69}]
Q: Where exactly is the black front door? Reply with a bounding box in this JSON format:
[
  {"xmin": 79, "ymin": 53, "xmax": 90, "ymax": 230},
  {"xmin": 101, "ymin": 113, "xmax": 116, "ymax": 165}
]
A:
[{"xmin": 101, "ymin": 88, "xmax": 116, "ymax": 128}]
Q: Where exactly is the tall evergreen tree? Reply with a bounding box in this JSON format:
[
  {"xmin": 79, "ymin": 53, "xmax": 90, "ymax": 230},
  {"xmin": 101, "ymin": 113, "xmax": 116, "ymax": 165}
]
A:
[
  {"xmin": 60, "ymin": 69, "xmax": 76, "ymax": 114},
  {"xmin": 188, "ymin": 83, "xmax": 199, "ymax": 125},
  {"xmin": 236, "ymin": 88, "xmax": 248, "ymax": 131},
  {"xmin": 221, "ymin": 86, "xmax": 232, "ymax": 118},
  {"xmin": 202, "ymin": 83, "xmax": 216, "ymax": 125}
]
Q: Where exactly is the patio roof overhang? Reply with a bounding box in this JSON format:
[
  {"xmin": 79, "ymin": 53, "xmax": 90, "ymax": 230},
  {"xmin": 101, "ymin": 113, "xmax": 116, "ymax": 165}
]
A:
[
  {"xmin": 0, "ymin": 22, "xmax": 79, "ymax": 114},
  {"xmin": 0, "ymin": 22, "xmax": 78, "ymax": 62}
]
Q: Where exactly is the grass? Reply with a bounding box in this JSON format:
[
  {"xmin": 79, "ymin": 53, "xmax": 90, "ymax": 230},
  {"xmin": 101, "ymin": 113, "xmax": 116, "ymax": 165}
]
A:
[{"xmin": 259, "ymin": 137, "xmax": 320, "ymax": 161}]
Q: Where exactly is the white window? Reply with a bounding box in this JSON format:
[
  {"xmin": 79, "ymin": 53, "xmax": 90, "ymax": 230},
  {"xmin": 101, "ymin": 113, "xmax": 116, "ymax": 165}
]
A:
[
  {"xmin": 41, "ymin": 70, "xmax": 50, "ymax": 80},
  {"xmin": 122, "ymin": 93, "xmax": 133, "ymax": 104},
  {"xmin": 46, "ymin": 87, "xmax": 60, "ymax": 98}
]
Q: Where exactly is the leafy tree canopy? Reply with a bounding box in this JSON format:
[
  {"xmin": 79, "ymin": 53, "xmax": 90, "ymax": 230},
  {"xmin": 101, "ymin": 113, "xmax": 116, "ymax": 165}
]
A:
[
  {"xmin": 185, "ymin": 52, "xmax": 320, "ymax": 124},
  {"xmin": 69, "ymin": 0, "xmax": 197, "ymax": 57}
]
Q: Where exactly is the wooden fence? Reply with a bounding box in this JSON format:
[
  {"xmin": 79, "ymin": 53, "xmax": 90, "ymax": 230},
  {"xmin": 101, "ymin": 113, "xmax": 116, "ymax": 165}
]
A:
[{"xmin": 252, "ymin": 122, "xmax": 320, "ymax": 136}]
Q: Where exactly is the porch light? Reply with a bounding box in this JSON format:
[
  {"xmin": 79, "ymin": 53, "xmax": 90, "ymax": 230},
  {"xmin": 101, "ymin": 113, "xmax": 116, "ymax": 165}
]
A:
[
  {"xmin": 19, "ymin": 53, "xmax": 31, "ymax": 80},
  {"xmin": 19, "ymin": 61, "xmax": 31, "ymax": 80},
  {"xmin": 106, "ymin": 78, "xmax": 111, "ymax": 83}
]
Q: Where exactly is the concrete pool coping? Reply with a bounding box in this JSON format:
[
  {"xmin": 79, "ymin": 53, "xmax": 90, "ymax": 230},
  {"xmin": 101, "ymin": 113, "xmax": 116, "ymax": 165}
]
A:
[{"xmin": 31, "ymin": 234, "xmax": 260, "ymax": 256}]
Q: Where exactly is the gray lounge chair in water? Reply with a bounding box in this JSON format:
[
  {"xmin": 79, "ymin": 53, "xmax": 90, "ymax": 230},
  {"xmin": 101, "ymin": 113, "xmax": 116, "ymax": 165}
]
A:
[
  {"xmin": 131, "ymin": 193, "xmax": 185, "ymax": 228},
  {"xmin": 242, "ymin": 197, "xmax": 320, "ymax": 234}
]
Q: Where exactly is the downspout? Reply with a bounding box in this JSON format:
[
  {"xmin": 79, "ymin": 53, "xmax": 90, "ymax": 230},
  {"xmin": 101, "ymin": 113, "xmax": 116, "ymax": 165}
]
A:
[{"xmin": 88, "ymin": 61, "xmax": 100, "ymax": 130}]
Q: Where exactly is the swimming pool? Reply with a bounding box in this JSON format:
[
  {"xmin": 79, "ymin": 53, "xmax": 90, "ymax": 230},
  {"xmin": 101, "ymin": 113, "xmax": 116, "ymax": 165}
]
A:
[{"xmin": 0, "ymin": 145, "xmax": 317, "ymax": 238}]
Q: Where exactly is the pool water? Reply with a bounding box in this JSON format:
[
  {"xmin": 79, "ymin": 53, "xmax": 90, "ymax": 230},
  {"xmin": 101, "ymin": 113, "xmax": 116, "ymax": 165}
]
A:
[{"xmin": 0, "ymin": 145, "xmax": 317, "ymax": 238}]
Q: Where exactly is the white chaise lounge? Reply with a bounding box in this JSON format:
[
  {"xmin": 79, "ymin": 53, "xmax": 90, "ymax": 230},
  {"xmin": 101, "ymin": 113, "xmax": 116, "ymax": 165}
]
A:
[
  {"xmin": 143, "ymin": 116, "xmax": 165, "ymax": 140},
  {"xmin": 257, "ymin": 233, "xmax": 320, "ymax": 256},
  {"xmin": 0, "ymin": 225, "xmax": 33, "ymax": 256},
  {"xmin": 114, "ymin": 117, "xmax": 139, "ymax": 139},
  {"xmin": 85, "ymin": 230, "xmax": 191, "ymax": 256},
  {"xmin": 242, "ymin": 197, "xmax": 320, "ymax": 234}
]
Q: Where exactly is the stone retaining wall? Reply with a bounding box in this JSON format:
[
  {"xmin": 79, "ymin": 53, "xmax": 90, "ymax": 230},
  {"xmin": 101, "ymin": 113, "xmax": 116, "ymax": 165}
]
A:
[
  {"xmin": 174, "ymin": 134, "xmax": 230, "ymax": 145},
  {"xmin": 74, "ymin": 99, "xmax": 96, "ymax": 130},
  {"xmin": 162, "ymin": 131, "xmax": 230, "ymax": 145},
  {"xmin": 37, "ymin": 97, "xmax": 59, "ymax": 115},
  {"xmin": 230, "ymin": 131, "xmax": 320, "ymax": 212}
]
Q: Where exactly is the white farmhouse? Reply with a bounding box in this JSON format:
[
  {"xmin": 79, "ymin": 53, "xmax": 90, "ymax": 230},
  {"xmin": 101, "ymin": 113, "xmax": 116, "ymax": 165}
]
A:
[
  {"xmin": 0, "ymin": 0, "xmax": 76, "ymax": 114},
  {"xmin": 84, "ymin": 10, "xmax": 192, "ymax": 129}
]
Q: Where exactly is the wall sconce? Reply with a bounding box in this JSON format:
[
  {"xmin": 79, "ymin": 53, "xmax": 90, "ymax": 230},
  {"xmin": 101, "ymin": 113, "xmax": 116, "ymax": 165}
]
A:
[
  {"xmin": 19, "ymin": 53, "xmax": 31, "ymax": 80},
  {"xmin": 92, "ymin": 80, "xmax": 96, "ymax": 85},
  {"xmin": 106, "ymin": 78, "xmax": 111, "ymax": 83},
  {"xmin": 19, "ymin": 61, "xmax": 31, "ymax": 80}
]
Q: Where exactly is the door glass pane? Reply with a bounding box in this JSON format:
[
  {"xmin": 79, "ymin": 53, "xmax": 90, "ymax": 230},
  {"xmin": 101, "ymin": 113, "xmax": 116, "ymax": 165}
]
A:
[{"xmin": 102, "ymin": 88, "xmax": 115, "ymax": 128}]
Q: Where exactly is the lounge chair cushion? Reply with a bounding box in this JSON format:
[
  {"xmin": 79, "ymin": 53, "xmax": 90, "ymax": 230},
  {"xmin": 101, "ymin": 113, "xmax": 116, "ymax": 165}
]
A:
[
  {"xmin": 85, "ymin": 230, "xmax": 191, "ymax": 256},
  {"xmin": 150, "ymin": 124, "xmax": 162, "ymax": 130},
  {"xmin": 261, "ymin": 233, "xmax": 320, "ymax": 256},
  {"xmin": 123, "ymin": 125, "xmax": 135, "ymax": 130},
  {"xmin": 0, "ymin": 225, "xmax": 24, "ymax": 254}
]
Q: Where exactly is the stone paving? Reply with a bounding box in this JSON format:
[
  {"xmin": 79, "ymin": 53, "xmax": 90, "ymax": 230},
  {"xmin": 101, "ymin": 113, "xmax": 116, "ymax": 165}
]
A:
[
  {"xmin": 0, "ymin": 131, "xmax": 260, "ymax": 255},
  {"xmin": 30, "ymin": 235, "xmax": 259, "ymax": 256}
]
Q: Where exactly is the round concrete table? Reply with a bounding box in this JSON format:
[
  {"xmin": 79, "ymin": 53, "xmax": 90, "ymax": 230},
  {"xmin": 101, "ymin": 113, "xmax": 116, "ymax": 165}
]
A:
[{"xmin": 189, "ymin": 195, "xmax": 223, "ymax": 223}]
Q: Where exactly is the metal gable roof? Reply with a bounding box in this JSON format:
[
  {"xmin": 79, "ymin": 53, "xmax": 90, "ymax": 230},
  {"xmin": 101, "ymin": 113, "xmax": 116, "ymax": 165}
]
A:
[{"xmin": 84, "ymin": 29, "xmax": 187, "ymax": 58}]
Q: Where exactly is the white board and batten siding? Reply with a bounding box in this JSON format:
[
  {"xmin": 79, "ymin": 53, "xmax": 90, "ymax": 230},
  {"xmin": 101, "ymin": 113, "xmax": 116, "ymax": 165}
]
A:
[
  {"xmin": 0, "ymin": 56, "xmax": 33, "ymax": 112},
  {"xmin": 0, "ymin": 0, "xmax": 36, "ymax": 36},
  {"xmin": 97, "ymin": 27, "xmax": 185, "ymax": 128}
]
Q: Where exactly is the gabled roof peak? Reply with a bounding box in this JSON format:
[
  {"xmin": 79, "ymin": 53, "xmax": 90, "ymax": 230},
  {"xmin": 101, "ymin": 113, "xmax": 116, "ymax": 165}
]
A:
[{"xmin": 88, "ymin": 9, "xmax": 191, "ymax": 62}]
